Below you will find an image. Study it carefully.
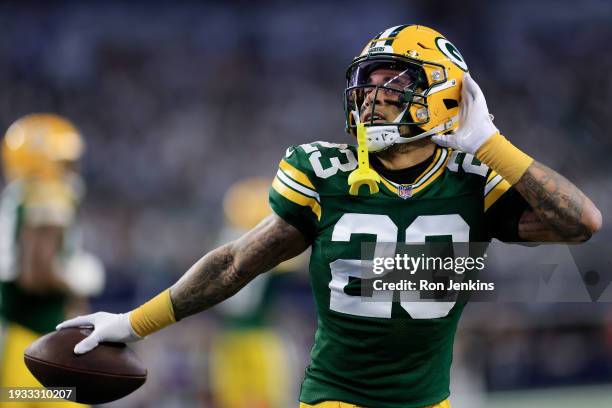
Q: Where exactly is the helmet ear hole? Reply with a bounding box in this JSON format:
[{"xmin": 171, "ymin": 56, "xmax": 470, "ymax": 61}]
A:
[{"xmin": 443, "ymin": 99, "xmax": 459, "ymax": 109}]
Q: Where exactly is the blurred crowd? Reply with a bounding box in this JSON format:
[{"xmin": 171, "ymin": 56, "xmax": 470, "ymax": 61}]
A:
[{"xmin": 1, "ymin": 1, "xmax": 611, "ymax": 406}]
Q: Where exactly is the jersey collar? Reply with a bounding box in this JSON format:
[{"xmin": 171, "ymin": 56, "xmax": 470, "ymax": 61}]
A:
[{"xmin": 377, "ymin": 147, "xmax": 451, "ymax": 197}]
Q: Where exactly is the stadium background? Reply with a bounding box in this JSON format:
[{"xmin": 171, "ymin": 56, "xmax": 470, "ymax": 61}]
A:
[{"xmin": 1, "ymin": 0, "xmax": 612, "ymax": 407}]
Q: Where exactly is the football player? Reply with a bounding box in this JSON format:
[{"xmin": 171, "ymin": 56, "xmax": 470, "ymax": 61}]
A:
[
  {"xmin": 58, "ymin": 25, "xmax": 601, "ymax": 408},
  {"xmin": 0, "ymin": 114, "xmax": 103, "ymax": 408}
]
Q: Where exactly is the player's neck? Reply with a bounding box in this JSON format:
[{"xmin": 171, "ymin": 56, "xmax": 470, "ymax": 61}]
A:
[{"xmin": 374, "ymin": 140, "xmax": 437, "ymax": 170}]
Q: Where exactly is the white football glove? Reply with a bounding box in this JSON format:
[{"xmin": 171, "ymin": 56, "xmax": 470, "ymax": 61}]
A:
[
  {"xmin": 431, "ymin": 73, "xmax": 499, "ymax": 154},
  {"xmin": 56, "ymin": 312, "xmax": 141, "ymax": 354}
]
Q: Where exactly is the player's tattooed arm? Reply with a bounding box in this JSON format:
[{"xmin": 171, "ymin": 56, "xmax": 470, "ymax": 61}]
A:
[
  {"xmin": 169, "ymin": 214, "xmax": 309, "ymax": 320},
  {"xmin": 515, "ymin": 161, "xmax": 602, "ymax": 242}
]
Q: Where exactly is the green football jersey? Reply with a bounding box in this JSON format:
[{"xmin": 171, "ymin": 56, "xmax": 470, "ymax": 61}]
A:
[
  {"xmin": 269, "ymin": 142, "xmax": 515, "ymax": 408},
  {"xmin": 0, "ymin": 179, "xmax": 81, "ymax": 333}
]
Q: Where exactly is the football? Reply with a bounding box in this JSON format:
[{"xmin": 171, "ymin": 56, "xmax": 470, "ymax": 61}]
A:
[{"xmin": 24, "ymin": 327, "xmax": 147, "ymax": 404}]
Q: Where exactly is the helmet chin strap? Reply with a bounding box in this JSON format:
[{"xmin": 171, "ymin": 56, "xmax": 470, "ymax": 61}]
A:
[
  {"xmin": 387, "ymin": 114, "xmax": 459, "ymax": 144},
  {"xmin": 354, "ymin": 107, "xmax": 459, "ymax": 152}
]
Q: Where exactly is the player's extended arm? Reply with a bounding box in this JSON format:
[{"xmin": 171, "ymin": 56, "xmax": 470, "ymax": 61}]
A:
[
  {"xmin": 57, "ymin": 214, "xmax": 309, "ymax": 353},
  {"xmin": 170, "ymin": 213, "xmax": 308, "ymax": 319},
  {"xmin": 432, "ymin": 74, "xmax": 602, "ymax": 242}
]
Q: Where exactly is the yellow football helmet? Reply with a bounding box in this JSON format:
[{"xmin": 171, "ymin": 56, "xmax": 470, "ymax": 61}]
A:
[
  {"xmin": 2, "ymin": 113, "xmax": 84, "ymax": 181},
  {"xmin": 223, "ymin": 177, "xmax": 272, "ymax": 230},
  {"xmin": 345, "ymin": 24, "xmax": 468, "ymax": 152}
]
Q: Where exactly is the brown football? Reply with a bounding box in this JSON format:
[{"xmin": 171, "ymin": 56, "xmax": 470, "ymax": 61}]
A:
[{"xmin": 24, "ymin": 327, "xmax": 147, "ymax": 404}]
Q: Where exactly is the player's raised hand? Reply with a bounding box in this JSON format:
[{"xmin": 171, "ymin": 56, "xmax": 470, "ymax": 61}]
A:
[
  {"xmin": 56, "ymin": 312, "xmax": 141, "ymax": 354},
  {"xmin": 432, "ymin": 73, "xmax": 499, "ymax": 154}
]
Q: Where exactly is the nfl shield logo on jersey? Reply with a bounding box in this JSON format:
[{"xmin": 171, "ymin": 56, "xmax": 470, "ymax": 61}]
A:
[{"xmin": 398, "ymin": 184, "xmax": 413, "ymax": 199}]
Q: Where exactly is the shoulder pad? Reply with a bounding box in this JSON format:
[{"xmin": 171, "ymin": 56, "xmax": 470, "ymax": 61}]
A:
[{"xmin": 290, "ymin": 142, "xmax": 358, "ymax": 183}]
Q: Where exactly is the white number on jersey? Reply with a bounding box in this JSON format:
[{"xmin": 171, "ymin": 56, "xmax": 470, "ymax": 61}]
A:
[
  {"xmin": 329, "ymin": 213, "xmax": 470, "ymax": 319},
  {"xmin": 447, "ymin": 151, "xmax": 488, "ymax": 176},
  {"xmin": 299, "ymin": 142, "xmax": 358, "ymax": 179}
]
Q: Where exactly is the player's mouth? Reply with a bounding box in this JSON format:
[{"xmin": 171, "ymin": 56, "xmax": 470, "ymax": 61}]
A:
[{"xmin": 362, "ymin": 111, "xmax": 387, "ymax": 123}]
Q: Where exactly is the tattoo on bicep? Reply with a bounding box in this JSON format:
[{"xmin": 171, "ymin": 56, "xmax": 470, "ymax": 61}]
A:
[
  {"xmin": 170, "ymin": 215, "xmax": 306, "ymax": 320},
  {"xmin": 516, "ymin": 161, "xmax": 590, "ymax": 240},
  {"xmin": 518, "ymin": 211, "xmax": 563, "ymax": 241}
]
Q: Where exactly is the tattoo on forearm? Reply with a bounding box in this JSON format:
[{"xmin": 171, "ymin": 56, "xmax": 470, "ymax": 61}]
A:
[
  {"xmin": 170, "ymin": 246, "xmax": 240, "ymax": 320},
  {"xmin": 516, "ymin": 161, "xmax": 591, "ymax": 241},
  {"xmin": 169, "ymin": 215, "xmax": 307, "ymax": 320}
]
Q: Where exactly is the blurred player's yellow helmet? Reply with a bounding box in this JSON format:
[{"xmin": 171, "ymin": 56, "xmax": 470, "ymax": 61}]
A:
[
  {"xmin": 223, "ymin": 177, "xmax": 272, "ymax": 230},
  {"xmin": 345, "ymin": 25, "xmax": 468, "ymax": 152},
  {"xmin": 2, "ymin": 113, "xmax": 84, "ymax": 181}
]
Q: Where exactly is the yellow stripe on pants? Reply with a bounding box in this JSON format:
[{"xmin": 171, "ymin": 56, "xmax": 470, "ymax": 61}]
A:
[{"xmin": 299, "ymin": 398, "xmax": 450, "ymax": 408}]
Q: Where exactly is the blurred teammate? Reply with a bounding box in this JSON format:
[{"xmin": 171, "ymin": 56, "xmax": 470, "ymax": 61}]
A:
[
  {"xmin": 59, "ymin": 25, "xmax": 601, "ymax": 408},
  {"xmin": 210, "ymin": 177, "xmax": 300, "ymax": 408},
  {"xmin": 0, "ymin": 114, "xmax": 104, "ymax": 408}
]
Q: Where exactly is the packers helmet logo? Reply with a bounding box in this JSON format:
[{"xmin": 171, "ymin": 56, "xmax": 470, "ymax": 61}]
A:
[{"xmin": 435, "ymin": 37, "xmax": 468, "ymax": 72}]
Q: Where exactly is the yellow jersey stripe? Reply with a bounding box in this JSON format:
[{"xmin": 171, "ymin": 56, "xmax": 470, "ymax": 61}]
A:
[
  {"xmin": 412, "ymin": 148, "xmax": 442, "ymax": 185},
  {"xmin": 412, "ymin": 148, "xmax": 449, "ymax": 188},
  {"xmin": 377, "ymin": 149, "xmax": 450, "ymax": 196},
  {"xmin": 487, "ymin": 169, "xmax": 498, "ymax": 182},
  {"xmin": 484, "ymin": 178, "xmax": 512, "ymax": 211},
  {"xmin": 277, "ymin": 170, "xmax": 319, "ymax": 201},
  {"xmin": 279, "ymin": 160, "xmax": 316, "ymax": 190},
  {"xmin": 272, "ymin": 177, "xmax": 321, "ymax": 220},
  {"xmin": 412, "ymin": 149, "xmax": 451, "ymax": 194},
  {"xmin": 484, "ymin": 174, "xmax": 503, "ymax": 196},
  {"xmin": 380, "ymin": 177, "xmax": 398, "ymax": 193}
]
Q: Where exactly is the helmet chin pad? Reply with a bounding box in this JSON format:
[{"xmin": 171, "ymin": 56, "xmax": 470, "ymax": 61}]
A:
[
  {"xmin": 364, "ymin": 114, "xmax": 459, "ymax": 152},
  {"xmin": 365, "ymin": 125, "xmax": 402, "ymax": 152},
  {"xmin": 359, "ymin": 105, "xmax": 415, "ymax": 152}
]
